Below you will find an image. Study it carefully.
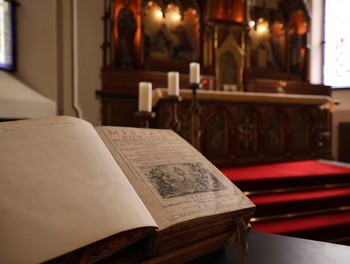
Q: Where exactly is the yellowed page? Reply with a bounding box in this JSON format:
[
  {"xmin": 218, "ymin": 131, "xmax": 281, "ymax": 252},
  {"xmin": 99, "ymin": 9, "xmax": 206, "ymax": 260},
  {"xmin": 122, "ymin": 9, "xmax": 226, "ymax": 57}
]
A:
[
  {"xmin": 0, "ymin": 116, "xmax": 157, "ymax": 264},
  {"xmin": 96, "ymin": 126, "xmax": 254, "ymax": 230}
]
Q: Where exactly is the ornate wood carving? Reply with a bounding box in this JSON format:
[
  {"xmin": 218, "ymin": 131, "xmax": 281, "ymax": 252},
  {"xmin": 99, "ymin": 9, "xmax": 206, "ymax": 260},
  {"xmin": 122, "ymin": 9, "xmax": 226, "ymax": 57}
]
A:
[
  {"xmin": 155, "ymin": 95, "xmax": 333, "ymax": 166},
  {"xmin": 266, "ymin": 108, "xmax": 287, "ymax": 154},
  {"xmin": 97, "ymin": 89, "xmax": 333, "ymax": 166},
  {"xmin": 215, "ymin": 27, "xmax": 244, "ymax": 90}
]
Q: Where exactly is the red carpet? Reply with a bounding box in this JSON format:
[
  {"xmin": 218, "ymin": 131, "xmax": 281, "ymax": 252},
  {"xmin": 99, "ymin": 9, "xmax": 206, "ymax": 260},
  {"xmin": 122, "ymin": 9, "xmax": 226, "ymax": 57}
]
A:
[
  {"xmin": 251, "ymin": 187, "xmax": 350, "ymax": 205},
  {"xmin": 219, "ymin": 160, "xmax": 350, "ymax": 182},
  {"xmin": 219, "ymin": 160, "xmax": 350, "ymax": 244}
]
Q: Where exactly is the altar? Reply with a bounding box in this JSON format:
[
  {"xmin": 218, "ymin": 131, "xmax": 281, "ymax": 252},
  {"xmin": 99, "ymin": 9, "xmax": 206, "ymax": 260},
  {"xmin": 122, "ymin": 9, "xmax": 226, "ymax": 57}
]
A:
[{"xmin": 97, "ymin": 88, "xmax": 334, "ymax": 166}]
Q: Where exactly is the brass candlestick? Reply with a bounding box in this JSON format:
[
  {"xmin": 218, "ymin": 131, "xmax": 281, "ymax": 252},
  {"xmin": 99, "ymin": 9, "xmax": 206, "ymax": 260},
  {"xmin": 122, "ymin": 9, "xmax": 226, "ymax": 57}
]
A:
[
  {"xmin": 134, "ymin": 111, "xmax": 156, "ymax": 128},
  {"xmin": 165, "ymin": 95, "xmax": 182, "ymax": 133}
]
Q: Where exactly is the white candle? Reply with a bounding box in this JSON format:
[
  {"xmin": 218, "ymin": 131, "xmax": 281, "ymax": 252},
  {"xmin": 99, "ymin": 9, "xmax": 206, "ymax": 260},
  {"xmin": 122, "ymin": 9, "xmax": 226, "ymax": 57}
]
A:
[
  {"xmin": 138, "ymin": 82, "xmax": 152, "ymax": 112},
  {"xmin": 168, "ymin": 71, "xmax": 179, "ymax": 96},
  {"xmin": 189, "ymin": 62, "xmax": 200, "ymax": 84}
]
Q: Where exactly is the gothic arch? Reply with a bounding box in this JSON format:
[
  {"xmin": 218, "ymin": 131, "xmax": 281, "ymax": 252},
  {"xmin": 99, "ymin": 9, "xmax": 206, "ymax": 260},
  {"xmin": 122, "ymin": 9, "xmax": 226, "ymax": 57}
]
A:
[{"xmin": 215, "ymin": 27, "xmax": 244, "ymax": 90}]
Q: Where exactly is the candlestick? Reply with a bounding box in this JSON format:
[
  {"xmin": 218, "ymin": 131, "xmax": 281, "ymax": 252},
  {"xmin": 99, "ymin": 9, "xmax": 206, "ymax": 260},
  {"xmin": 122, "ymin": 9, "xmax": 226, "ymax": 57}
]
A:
[
  {"xmin": 138, "ymin": 82, "xmax": 152, "ymax": 112},
  {"xmin": 134, "ymin": 111, "xmax": 156, "ymax": 128},
  {"xmin": 165, "ymin": 95, "xmax": 182, "ymax": 133},
  {"xmin": 168, "ymin": 71, "xmax": 179, "ymax": 96},
  {"xmin": 189, "ymin": 62, "xmax": 200, "ymax": 84},
  {"xmin": 188, "ymin": 82, "xmax": 201, "ymax": 150}
]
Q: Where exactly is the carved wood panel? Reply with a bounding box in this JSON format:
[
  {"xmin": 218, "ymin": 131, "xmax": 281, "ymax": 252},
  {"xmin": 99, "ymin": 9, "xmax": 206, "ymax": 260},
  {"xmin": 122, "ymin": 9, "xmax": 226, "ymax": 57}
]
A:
[
  {"xmin": 155, "ymin": 98, "xmax": 332, "ymax": 166},
  {"xmin": 97, "ymin": 91, "xmax": 333, "ymax": 166}
]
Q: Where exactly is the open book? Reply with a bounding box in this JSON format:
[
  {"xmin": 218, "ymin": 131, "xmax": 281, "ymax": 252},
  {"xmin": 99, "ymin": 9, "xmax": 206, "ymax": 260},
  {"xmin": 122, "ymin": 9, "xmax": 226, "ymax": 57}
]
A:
[{"xmin": 0, "ymin": 116, "xmax": 255, "ymax": 264}]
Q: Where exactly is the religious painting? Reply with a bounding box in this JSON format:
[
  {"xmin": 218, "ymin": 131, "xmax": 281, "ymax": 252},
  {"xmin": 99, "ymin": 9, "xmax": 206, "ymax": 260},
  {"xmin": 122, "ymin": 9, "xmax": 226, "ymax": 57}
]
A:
[
  {"xmin": 248, "ymin": 0, "xmax": 310, "ymax": 80},
  {"xmin": 142, "ymin": 1, "xmax": 200, "ymax": 62},
  {"xmin": 287, "ymin": 9, "xmax": 309, "ymax": 77},
  {"xmin": 249, "ymin": 7, "xmax": 287, "ymax": 71},
  {"xmin": 114, "ymin": 0, "xmax": 140, "ymax": 69},
  {"xmin": 140, "ymin": 162, "xmax": 226, "ymax": 199},
  {"xmin": 270, "ymin": 20, "xmax": 286, "ymax": 70}
]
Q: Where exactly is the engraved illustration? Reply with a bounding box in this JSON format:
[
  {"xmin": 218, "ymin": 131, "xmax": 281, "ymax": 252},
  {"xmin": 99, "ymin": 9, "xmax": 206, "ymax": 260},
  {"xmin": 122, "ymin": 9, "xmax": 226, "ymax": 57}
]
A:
[{"xmin": 140, "ymin": 162, "xmax": 226, "ymax": 199}]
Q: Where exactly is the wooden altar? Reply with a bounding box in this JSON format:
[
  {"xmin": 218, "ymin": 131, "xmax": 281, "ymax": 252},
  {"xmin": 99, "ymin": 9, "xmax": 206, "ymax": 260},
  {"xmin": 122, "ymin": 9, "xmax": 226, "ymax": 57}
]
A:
[{"xmin": 97, "ymin": 89, "xmax": 334, "ymax": 166}]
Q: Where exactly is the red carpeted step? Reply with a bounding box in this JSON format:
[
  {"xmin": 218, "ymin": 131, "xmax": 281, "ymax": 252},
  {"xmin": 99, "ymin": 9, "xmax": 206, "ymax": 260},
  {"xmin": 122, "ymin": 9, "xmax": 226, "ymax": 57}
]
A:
[
  {"xmin": 219, "ymin": 160, "xmax": 350, "ymax": 182},
  {"xmin": 250, "ymin": 187, "xmax": 350, "ymax": 205},
  {"xmin": 251, "ymin": 211, "xmax": 350, "ymax": 234},
  {"xmin": 250, "ymin": 186, "xmax": 350, "ymax": 218},
  {"xmin": 220, "ymin": 160, "xmax": 350, "ymax": 193}
]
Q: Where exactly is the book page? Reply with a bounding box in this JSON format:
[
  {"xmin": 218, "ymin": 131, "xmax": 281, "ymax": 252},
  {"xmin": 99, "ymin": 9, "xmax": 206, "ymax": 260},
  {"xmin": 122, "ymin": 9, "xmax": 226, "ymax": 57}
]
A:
[
  {"xmin": 96, "ymin": 126, "xmax": 254, "ymax": 230},
  {"xmin": 0, "ymin": 116, "xmax": 157, "ymax": 264}
]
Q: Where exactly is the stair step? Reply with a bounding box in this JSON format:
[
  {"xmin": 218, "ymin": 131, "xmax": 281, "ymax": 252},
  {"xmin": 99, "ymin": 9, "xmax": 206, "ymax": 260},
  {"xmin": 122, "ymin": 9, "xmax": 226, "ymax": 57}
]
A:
[
  {"xmin": 220, "ymin": 160, "xmax": 350, "ymax": 245},
  {"xmin": 220, "ymin": 160, "xmax": 350, "ymax": 182},
  {"xmin": 220, "ymin": 160, "xmax": 350, "ymax": 193},
  {"xmin": 250, "ymin": 187, "xmax": 350, "ymax": 217},
  {"xmin": 250, "ymin": 186, "xmax": 350, "ymax": 205},
  {"xmin": 235, "ymin": 174, "xmax": 350, "ymax": 194},
  {"xmin": 252, "ymin": 210, "xmax": 350, "ymax": 235},
  {"xmin": 243, "ymin": 182, "xmax": 350, "ymax": 196}
]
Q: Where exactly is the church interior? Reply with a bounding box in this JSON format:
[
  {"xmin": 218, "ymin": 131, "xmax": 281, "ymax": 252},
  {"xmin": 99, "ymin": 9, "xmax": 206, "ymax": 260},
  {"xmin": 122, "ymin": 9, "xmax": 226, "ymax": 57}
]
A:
[
  {"xmin": 1, "ymin": 0, "xmax": 350, "ymax": 263},
  {"xmin": 97, "ymin": 0, "xmax": 350, "ymax": 248}
]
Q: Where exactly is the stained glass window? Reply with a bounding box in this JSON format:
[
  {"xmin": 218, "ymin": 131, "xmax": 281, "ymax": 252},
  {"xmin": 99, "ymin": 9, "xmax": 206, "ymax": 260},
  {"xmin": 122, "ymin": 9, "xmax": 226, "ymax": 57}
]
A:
[
  {"xmin": 0, "ymin": 0, "xmax": 15, "ymax": 71},
  {"xmin": 323, "ymin": 0, "xmax": 350, "ymax": 88}
]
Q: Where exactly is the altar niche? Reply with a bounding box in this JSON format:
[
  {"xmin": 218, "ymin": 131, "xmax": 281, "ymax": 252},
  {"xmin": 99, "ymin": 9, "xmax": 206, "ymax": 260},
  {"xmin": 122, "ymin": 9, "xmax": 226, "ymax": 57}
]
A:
[
  {"xmin": 248, "ymin": 0, "xmax": 310, "ymax": 81},
  {"xmin": 215, "ymin": 28, "xmax": 244, "ymax": 91},
  {"xmin": 111, "ymin": 0, "xmax": 141, "ymax": 69}
]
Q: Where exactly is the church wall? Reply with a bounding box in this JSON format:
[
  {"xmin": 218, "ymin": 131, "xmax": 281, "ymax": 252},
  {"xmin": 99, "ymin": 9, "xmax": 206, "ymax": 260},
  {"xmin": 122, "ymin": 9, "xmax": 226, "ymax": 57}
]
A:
[
  {"xmin": 13, "ymin": 0, "xmax": 103, "ymax": 125},
  {"xmin": 72, "ymin": 0, "xmax": 103, "ymax": 125},
  {"xmin": 14, "ymin": 0, "xmax": 58, "ymax": 101}
]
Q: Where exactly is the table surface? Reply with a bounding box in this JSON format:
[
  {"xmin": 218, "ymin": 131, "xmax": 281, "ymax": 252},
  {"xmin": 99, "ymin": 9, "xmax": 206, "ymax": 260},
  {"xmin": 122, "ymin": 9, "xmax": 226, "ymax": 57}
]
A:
[
  {"xmin": 152, "ymin": 88, "xmax": 334, "ymax": 108},
  {"xmin": 187, "ymin": 231, "xmax": 350, "ymax": 264}
]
